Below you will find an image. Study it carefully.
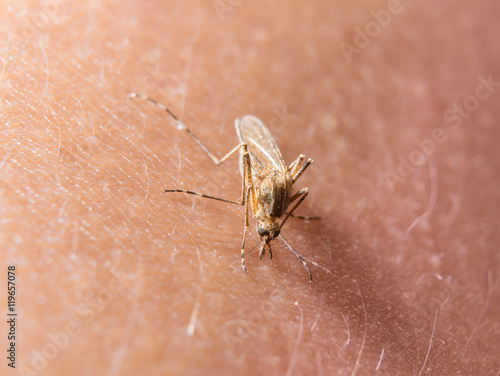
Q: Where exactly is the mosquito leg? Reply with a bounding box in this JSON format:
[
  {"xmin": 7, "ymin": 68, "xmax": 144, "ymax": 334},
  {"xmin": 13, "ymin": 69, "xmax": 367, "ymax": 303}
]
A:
[
  {"xmin": 291, "ymin": 158, "xmax": 313, "ymax": 184},
  {"xmin": 164, "ymin": 189, "xmax": 243, "ymax": 205},
  {"xmin": 289, "ymin": 213, "xmax": 321, "ymax": 220},
  {"xmin": 288, "ymin": 154, "xmax": 305, "ymax": 176},
  {"xmin": 280, "ymin": 234, "xmax": 313, "ymax": 281},
  {"xmin": 129, "ymin": 92, "xmax": 245, "ymax": 166},
  {"xmin": 240, "ymin": 185, "xmax": 252, "ymax": 275},
  {"xmin": 239, "ymin": 144, "xmax": 251, "ymax": 203},
  {"xmin": 279, "ymin": 235, "xmax": 332, "ymax": 281},
  {"xmin": 128, "ymin": 92, "xmax": 181, "ymax": 122},
  {"xmin": 279, "ymin": 188, "xmax": 309, "ymax": 229},
  {"xmin": 131, "ymin": 94, "xmax": 254, "ymax": 205},
  {"xmin": 166, "ymin": 144, "xmax": 250, "ymax": 205}
]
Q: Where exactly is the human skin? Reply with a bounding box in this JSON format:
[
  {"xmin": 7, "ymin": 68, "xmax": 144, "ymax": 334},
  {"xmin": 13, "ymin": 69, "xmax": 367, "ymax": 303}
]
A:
[{"xmin": 1, "ymin": 0, "xmax": 500, "ymax": 375}]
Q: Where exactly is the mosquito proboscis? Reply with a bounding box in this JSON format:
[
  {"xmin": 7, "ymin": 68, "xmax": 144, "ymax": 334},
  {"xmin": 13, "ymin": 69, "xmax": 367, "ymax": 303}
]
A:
[{"xmin": 129, "ymin": 92, "xmax": 330, "ymax": 281}]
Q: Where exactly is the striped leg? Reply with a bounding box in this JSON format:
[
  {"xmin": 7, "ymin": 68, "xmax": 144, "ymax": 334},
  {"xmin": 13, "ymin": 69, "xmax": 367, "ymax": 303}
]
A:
[
  {"xmin": 279, "ymin": 234, "xmax": 332, "ymax": 281},
  {"xmin": 288, "ymin": 154, "xmax": 305, "ymax": 176},
  {"xmin": 130, "ymin": 92, "xmax": 252, "ymax": 206},
  {"xmin": 129, "ymin": 92, "xmax": 244, "ymax": 166},
  {"xmin": 164, "ymin": 189, "xmax": 242, "ymax": 205},
  {"xmin": 240, "ymin": 185, "xmax": 253, "ymax": 275},
  {"xmin": 279, "ymin": 188, "xmax": 309, "ymax": 230},
  {"xmin": 289, "ymin": 213, "xmax": 321, "ymax": 220},
  {"xmin": 291, "ymin": 158, "xmax": 313, "ymax": 184},
  {"xmin": 164, "ymin": 143, "xmax": 250, "ymax": 206}
]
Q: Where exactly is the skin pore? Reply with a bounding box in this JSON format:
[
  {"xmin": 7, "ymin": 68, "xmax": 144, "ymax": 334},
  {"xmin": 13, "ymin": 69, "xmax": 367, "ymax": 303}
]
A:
[{"xmin": 2, "ymin": 1, "xmax": 499, "ymax": 375}]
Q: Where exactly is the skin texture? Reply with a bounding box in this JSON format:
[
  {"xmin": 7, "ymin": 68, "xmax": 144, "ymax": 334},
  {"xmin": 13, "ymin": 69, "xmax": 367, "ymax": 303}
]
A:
[{"xmin": 1, "ymin": 0, "xmax": 500, "ymax": 375}]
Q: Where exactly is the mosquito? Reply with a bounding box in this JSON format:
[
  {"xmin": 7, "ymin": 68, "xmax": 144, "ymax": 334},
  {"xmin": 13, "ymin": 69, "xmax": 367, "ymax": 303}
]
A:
[{"xmin": 129, "ymin": 92, "xmax": 330, "ymax": 281}]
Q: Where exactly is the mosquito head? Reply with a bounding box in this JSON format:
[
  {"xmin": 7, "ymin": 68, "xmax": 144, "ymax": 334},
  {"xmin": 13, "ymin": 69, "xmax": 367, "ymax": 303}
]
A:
[{"xmin": 257, "ymin": 220, "xmax": 280, "ymax": 243}]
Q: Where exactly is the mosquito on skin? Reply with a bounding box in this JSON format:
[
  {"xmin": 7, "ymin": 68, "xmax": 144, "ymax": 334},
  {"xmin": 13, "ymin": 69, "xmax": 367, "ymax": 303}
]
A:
[{"xmin": 129, "ymin": 92, "xmax": 330, "ymax": 281}]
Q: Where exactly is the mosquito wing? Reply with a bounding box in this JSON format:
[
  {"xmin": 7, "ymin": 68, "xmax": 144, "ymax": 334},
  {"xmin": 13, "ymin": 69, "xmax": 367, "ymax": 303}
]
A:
[{"xmin": 235, "ymin": 115, "xmax": 286, "ymax": 173}]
